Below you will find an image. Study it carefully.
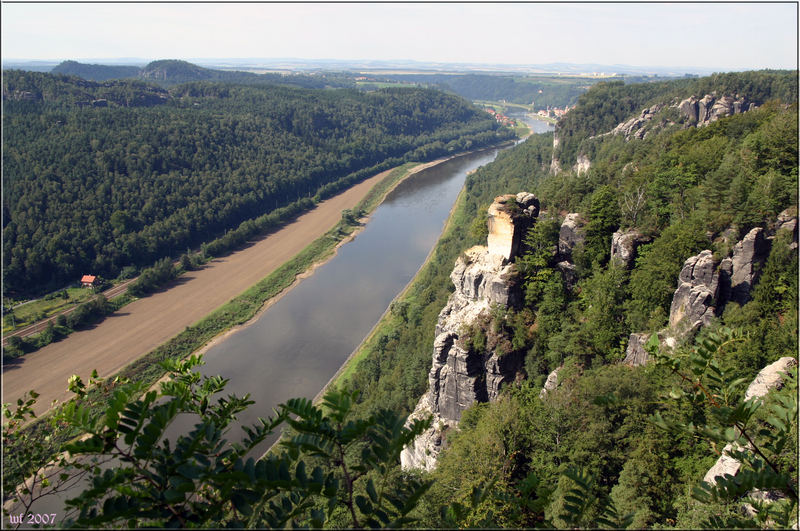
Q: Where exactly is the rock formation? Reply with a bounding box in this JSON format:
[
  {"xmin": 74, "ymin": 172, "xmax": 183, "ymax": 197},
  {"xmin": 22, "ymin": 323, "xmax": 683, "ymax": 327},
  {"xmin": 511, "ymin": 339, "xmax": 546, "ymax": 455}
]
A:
[
  {"xmin": 401, "ymin": 193, "xmax": 539, "ymax": 470},
  {"xmin": 573, "ymin": 154, "xmax": 591, "ymax": 174},
  {"xmin": 668, "ymin": 250, "xmax": 721, "ymax": 333},
  {"xmin": 609, "ymin": 103, "xmax": 666, "ymax": 140},
  {"xmin": 558, "ymin": 213, "xmax": 586, "ymax": 261},
  {"xmin": 622, "ymin": 332, "xmax": 651, "ymax": 367},
  {"xmin": 610, "ymin": 229, "xmax": 650, "ymax": 269},
  {"xmin": 602, "ymin": 94, "xmax": 755, "ymax": 143},
  {"xmin": 702, "ymin": 357, "xmax": 797, "ymax": 485},
  {"xmin": 539, "ymin": 366, "xmax": 561, "ymax": 398},
  {"xmin": 624, "ymin": 222, "xmax": 788, "ymax": 367},
  {"xmin": 727, "ymin": 227, "xmax": 770, "ymax": 305},
  {"xmin": 776, "ymin": 207, "xmax": 798, "ymax": 249},
  {"xmin": 487, "ymin": 192, "xmax": 539, "ymax": 260}
]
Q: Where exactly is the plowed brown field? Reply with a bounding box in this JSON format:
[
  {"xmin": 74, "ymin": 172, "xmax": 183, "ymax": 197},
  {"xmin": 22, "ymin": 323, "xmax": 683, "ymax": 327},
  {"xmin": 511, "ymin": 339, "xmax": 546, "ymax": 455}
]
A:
[{"xmin": 2, "ymin": 170, "xmax": 391, "ymax": 417}]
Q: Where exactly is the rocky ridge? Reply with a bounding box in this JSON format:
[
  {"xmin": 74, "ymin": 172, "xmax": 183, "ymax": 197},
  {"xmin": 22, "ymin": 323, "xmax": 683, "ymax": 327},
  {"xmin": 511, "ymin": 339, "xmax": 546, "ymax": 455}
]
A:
[
  {"xmin": 623, "ymin": 210, "xmax": 797, "ymax": 366},
  {"xmin": 552, "ymin": 93, "xmax": 757, "ymax": 175},
  {"xmin": 401, "ymin": 192, "xmax": 539, "ymax": 471}
]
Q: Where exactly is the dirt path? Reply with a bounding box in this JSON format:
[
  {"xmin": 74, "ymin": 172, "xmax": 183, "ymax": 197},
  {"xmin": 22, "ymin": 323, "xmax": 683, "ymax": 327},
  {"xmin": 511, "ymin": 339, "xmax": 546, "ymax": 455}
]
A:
[{"xmin": 2, "ymin": 171, "xmax": 391, "ymax": 417}]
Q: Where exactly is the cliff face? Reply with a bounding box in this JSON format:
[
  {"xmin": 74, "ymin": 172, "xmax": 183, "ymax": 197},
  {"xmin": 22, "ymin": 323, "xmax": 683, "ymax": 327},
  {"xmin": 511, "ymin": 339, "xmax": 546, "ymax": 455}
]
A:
[
  {"xmin": 623, "ymin": 213, "xmax": 796, "ymax": 366},
  {"xmin": 401, "ymin": 192, "xmax": 539, "ymax": 470}
]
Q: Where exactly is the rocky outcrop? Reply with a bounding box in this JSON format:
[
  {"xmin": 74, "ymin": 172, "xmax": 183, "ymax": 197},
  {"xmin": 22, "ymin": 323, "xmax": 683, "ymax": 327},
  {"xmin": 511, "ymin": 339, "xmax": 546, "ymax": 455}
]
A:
[
  {"xmin": 776, "ymin": 207, "xmax": 798, "ymax": 249},
  {"xmin": 728, "ymin": 227, "xmax": 770, "ymax": 305},
  {"xmin": 626, "ymin": 222, "xmax": 790, "ymax": 367},
  {"xmin": 623, "ymin": 332, "xmax": 651, "ymax": 367},
  {"xmin": 558, "ymin": 213, "xmax": 586, "ymax": 261},
  {"xmin": 604, "ymin": 94, "xmax": 755, "ymax": 143},
  {"xmin": 610, "ymin": 230, "xmax": 650, "ymax": 269},
  {"xmin": 573, "ymin": 154, "xmax": 591, "ymax": 174},
  {"xmin": 487, "ymin": 192, "xmax": 539, "ymax": 260},
  {"xmin": 668, "ymin": 250, "xmax": 721, "ymax": 333},
  {"xmin": 609, "ymin": 103, "xmax": 666, "ymax": 140},
  {"xmin": 556, "ymin": 261, "xmax": 578, "ymax": 290},
  {"xmin": 550, "ymin": 133, "xmax": 562, "ymax": 174},
  {"xmin": 702, "ymin": 357, "xmax": 797, "ymax": 486},
  {"xmin": 539, "ymin": 367, "xmax": 561, "ymax": 398},
  {"xmin": 682, "ymin": 93, "xmax": 752, "ymax": 127},
  {"xmin": 399, "ymin": 392, "xmax": 454, "ymax": 471},
  {"xmin": 402, "ymin": 193, "xmax": 538, "ymax": 470},
  {"xmin": 744, "ymin": 356, "xmax": 798, "ymax": 401}
]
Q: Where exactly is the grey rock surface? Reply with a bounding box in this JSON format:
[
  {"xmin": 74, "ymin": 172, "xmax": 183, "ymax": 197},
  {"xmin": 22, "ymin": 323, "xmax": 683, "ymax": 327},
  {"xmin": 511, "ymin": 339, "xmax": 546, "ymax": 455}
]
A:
[
  {"xmin": 728, "ymin": 227, "xmax": 770, "ymax": 305},
  {"xmin": 623, "ymin": 332, "xmax": 651, "ymax": 366},
  {"xmin": 744, "ymin": 357, "xmax": 797, "ymax": 401},
  {"xmin": 610, "ymin": 229, "xmax": 650, "ymax": 269},
  {"xmin": 403, "ymin": 193, "xmax": 537, "ymax": 469},
  {"xmin": 539, "ymin": 367, "xmax": 561, "ymax": 398},
  {"xmin": 703, "ymin": 357, "xmax": 798, "ymax": 487},
  {"xmin": 669, "ymin": 250, "xmax": 720, "ymax": 332},
  {"xmin": 558, "ymin": 213, "xmax": 586, "ymax": 260}
]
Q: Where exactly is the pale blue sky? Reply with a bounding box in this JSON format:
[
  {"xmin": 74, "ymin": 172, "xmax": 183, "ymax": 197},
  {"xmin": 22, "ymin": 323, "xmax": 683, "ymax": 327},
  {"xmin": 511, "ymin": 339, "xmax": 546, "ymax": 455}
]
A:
[{"xmin": 2, "ymin": 2, "xmax": 797, "ymax": 70}]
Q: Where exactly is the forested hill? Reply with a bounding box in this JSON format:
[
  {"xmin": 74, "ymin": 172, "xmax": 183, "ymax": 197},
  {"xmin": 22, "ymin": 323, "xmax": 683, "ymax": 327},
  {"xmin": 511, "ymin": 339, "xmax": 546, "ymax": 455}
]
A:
[
  {"xmin": 2, "ymin": 71, "xmax": 514, "ymax": 297},
  {"xmin": 49, "ymin": 59, "xmax": 353, "ymax": 89},
  {"xmin": 51, "ymin": 60, "xmax": 142, "ymax": 82},
  {"xmin": 553, "ymin": 69, "xmax": 797, "ymax": 167}
]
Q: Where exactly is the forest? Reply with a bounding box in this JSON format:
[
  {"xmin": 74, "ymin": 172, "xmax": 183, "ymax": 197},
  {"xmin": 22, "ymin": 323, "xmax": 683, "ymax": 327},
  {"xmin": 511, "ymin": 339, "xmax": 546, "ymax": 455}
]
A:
[
  {"xmin": 2, "ymin": 70, "xmax": 514, "ymax": 297},
  {"xmin": 3, "ymin": 69, "xmax": 797, "ymax": 528}
]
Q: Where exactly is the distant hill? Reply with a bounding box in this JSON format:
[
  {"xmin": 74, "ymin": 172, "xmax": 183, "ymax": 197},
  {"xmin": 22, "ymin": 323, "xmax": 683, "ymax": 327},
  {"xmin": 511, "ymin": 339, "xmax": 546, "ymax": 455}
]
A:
[
  {"xmin": 51, "ymin": 60, "xmax": 142, "ymax": 81},
  {"xmin": 137, "ymin": 59, "xmax": 253, "ymax": 84},
  {"xmin": 46, "ymin": 59, "xmax": 353, "ymax": 90}
]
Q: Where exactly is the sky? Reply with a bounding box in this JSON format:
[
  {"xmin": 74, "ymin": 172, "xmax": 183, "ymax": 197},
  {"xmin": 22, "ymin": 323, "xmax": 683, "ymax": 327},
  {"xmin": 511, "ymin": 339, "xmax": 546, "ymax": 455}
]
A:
[{"xmin": 2, "ymin": 2, "xmax": 797, "ymax": 71}]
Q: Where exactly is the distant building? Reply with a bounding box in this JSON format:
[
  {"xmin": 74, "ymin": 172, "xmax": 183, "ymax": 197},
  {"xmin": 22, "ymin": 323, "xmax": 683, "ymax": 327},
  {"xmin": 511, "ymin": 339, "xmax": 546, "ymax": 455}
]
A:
[{"xmin": 81, "ymin": 275, "xmax": 96, "ymax": 287}]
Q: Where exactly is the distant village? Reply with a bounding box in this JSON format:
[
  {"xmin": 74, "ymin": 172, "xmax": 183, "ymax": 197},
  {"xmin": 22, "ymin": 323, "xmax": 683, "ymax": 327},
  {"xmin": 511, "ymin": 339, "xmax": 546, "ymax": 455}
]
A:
[
  {"xmin": 483, "ymin": 107, "xmax": 516, "ymax": 127},
  {"xmin": 536, "ymin": 104, "xmax": 576, "ymax": 119}
]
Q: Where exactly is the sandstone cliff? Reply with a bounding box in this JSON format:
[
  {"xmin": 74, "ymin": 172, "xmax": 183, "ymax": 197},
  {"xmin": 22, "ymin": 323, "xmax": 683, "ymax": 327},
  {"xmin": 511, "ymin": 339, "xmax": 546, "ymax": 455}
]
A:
[
  {"xmin": 623, "ymin": 213, "xmax": 797, "ymax": 366},
  {"xmin": 401, "ymin": 192, "xmax": 539, "ymax": 470}
]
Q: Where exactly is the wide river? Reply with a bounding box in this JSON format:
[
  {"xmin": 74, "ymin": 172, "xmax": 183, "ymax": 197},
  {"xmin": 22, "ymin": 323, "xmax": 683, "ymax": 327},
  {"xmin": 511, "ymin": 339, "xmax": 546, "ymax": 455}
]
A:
[{"xmin": 167, "ymin": 115, "xmax": 553, "ymax": 456}]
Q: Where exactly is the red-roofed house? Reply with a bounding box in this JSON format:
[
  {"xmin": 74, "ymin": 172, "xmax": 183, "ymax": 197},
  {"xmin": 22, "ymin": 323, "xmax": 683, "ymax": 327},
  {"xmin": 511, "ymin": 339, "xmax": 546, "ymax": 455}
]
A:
[{"xmin": 81, "ymin": 275, "xmax": 96, "ymax": 287}]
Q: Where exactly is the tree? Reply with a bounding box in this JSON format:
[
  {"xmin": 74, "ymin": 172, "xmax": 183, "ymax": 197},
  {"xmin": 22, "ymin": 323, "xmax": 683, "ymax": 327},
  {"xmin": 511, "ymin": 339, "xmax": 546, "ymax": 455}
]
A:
[
  {"xmin": 652, "ymin": 328, "xmax": 798, "ymax": 528},
  {"xmin": 2, "ymin": 355, "xmax": 435, "ymax": 528}
]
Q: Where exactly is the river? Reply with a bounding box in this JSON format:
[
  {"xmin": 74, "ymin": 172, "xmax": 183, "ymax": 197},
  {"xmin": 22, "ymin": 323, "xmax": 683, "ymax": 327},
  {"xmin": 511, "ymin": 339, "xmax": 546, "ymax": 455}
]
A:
[{"xmin": 13, "ymin": 116, "xmax": 553, "ymax": 522}]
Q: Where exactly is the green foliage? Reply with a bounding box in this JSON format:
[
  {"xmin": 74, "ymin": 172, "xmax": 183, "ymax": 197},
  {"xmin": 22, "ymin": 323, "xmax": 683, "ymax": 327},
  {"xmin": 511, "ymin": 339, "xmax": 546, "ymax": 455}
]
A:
[
  {"xmin": 3, "ymin": 356, "xmax": 436, "ymax": 528},
  {"xmin": 579, "ymin": 185, "xmax": 621, "ymax": 268},
  {"xmin": 652, "ymin": 328, "xmax": 798, "ymax": 528}
]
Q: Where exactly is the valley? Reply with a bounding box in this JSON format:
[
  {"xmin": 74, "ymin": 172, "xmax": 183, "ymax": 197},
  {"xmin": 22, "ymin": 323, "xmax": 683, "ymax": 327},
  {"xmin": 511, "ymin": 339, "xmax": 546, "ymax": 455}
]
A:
[{"xmin": 2, "ymin": 38, "xmax": 797, "ymax": 530}]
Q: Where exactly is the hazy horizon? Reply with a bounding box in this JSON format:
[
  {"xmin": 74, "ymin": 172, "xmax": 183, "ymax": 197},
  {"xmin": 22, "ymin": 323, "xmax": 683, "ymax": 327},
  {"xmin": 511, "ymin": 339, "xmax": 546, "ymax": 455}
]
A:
[{"xmin": 2, "ymin": 3, "xmax": 797, "ymax": 72}]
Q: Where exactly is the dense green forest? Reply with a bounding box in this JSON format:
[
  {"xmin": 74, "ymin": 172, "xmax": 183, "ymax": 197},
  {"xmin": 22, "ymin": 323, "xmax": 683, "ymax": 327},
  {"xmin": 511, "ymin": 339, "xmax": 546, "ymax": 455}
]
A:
[
  {"xmin": 337, "ymin": 70, "xmax": 798, "ymax": 527},
  {"xmin": 3, "ymin": 70, "xmax": 797, "ymax": 528},
  {"xmin": 2, "ymin": 70, "xmax": 514, "ymax": 297}
]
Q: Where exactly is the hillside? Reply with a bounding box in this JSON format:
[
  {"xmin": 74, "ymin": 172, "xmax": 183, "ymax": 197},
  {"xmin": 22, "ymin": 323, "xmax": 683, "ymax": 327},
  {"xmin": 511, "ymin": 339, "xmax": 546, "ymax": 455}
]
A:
[
  {"xmin": 2, "ymin": 71, "xmax": 514, "ymax": 296},
  {"xmin": 51, "ymin": 60, "xmax": 142, "ymax": 81},
  {"xmin": 336, "ymin": 69, "xmax": 798, "ymax": 527}
]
